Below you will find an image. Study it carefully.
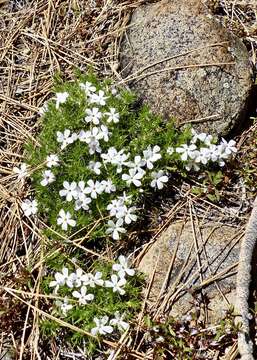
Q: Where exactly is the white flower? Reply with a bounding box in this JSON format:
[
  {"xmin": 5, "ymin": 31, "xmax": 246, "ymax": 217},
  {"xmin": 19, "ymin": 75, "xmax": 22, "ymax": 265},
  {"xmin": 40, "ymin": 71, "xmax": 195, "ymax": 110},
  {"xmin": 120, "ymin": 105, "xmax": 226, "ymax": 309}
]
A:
[
  {"xmin": 57, "ymin": 129, "xmax": 76, "ymax": 150},
  {"xmin": 106, "ymin": 219, "xmax": 126, "ymax": 240},
  {"xmin": 101, "ymin": 148, "xmax": 129, "ymax": 173},
  {"xmin": 167, "ymin": 147, "xmax": 174, "ymax": 155},
  {"xmin": 88, "ymin": 161, "xmax": 102, "ymax": 175},
  {"xmin": 38, "ymin": 102, "xmax": 48, "ymax": 115},
  {"xmin": 46, "ymin": 154, "xmax": 59, "ymax": 168},
  {"xmin": 78, "ymin": 128, "xmax": 102, "ymax": 154},
  {"xmin": 81, "ymin": 273, "xmax": 94, "ymax": 287},
  {"xmin": 143, "ymin": 145, "xmax": 162, "ymax": 169},
  {"xmin": 101, "ymin": 147, "xmax": 118, "ymax": 163},
  {"xmin": 88, "ymin": 140, "xmax": 102, "ymax": 155},
  {"xmin": 91, "ymin": 316, "xmax": 113, "ymax": 336},
  {"xmin": 118, "ymin": 192, "xmax": 132, "ymax": 204},
  {"xmin": 105, "ymin": 108, "xmax": 119, "ymax": 123},
  {"xmin": 72, "ymin": 132, "xmax": 78, "ymax": 141},
  {"xmin": 150, "ymin": 170, "xmax": 169, "ymax": 190},
  {"xmin": 105, "ymin": 274, "xmax": 127, "ymax": 295},
  {"xmin": 79, "ymin": 82, "xmax": 96, "ymax": 96},
  {"xmin": 56, "ymin": 297, "xmax": 73, "ymax": 316},
  {"xmin": 78, "ymin": 130, "xmax": 90, "ymax": 142},
  {"xmin": 67, "ymin": 276, "xmax": 76, "ymax": 288},
  {"xmin": 111, "ymin": 87, "xmax": 118, "ymax": 96},
  {"xmin": 122, "ymin": 168, "xmax": 145, "ymax": 187},
  {"xmin": 56, "ymin": 92, "xmax": 69, "ymax": 109},
  {"xmin": 83, "ymin": 272, "xmax": 104, "ymax": 287},
  {"xmin": 13, "ymin": 163, "xmax": 28, "ymax": 180},
  {"xmin": 191, "ymin": 128, "xmax": 199, "ymax": 144},
  {"xmin": 191, "ymin": 129, "xmax": 213, "ymax": 145},
  {"xmin": 92, "ymin": 272, "xmax": 104, "ymax": 286},
  {"xmin": 176, "ymin": 144, "xmax": 198, "ymax": 161},
  {"xmin": 208, "ymin": 144, "xmax": 220, "ymax": 162},
  {"xmin": 200, "ymin": 133, "xmax": 213, "ymax": 145},
  {"xmin": 49, "ymin": 267, "xmax": 70, "ymax": 292},
  {"xmin": 194, "ymin": 148, "xmax": 210, "ymax": 165},
  {"xmin": 75, "ymin": 182, "xmax": 92, "ymax": 209},
  {"xmin": 84, "ymin": 179, "xmax": 103, "ymax": 199},
  {"xmin": 21, "ymin": 199, "xmax": 38, "ymax": 217},
  {"xmin": 71, "ymin": 268, "xmax": 89, "ymax": 287},
  {"xmin": 123, "ymin": 206, "xmax": 137, "ymax": 224},
  {"xmin": 85, "ymin": 107, "xmax": 102, "ymax": 125},
  {"xmin": 112, "ymin": 255, "xmax": 135, "ymax": 278},
  {"xmin": 108, "ymin": 200, "xmax": 136, "ymax": 222},
  {"xmin": 72, "ymin": 286, "xmax": 94, "ymax": 305},
  {"xmin": 114, "ymin": 151, "xmax": 130, "ymax": 173},
  {"xmin": 89, "ymin": 127, "xmax": 103, "ymax": 141},
  {"xmin": 101, "ymin": 179, "xmax": 116, "ymax": 193},
  {"xmin": 90, "ymin": 90, "xmax": 108, "ymax": 106},
  {"xmin": 98, "ymin": 125, "xmax": 110, "ymax": 142},
  {"xmin": 218, "ymin": 138, "xmax": 237, "ymax": 158},
  {"xmin": 57, "ymin": 209, "xmax": 76, "ymax": 231},
  {"xmin": 128, "ymin": 155, "xmax": 146, "ymax": 171},
  {"xmin": 40, "ymin": 170, "xmax": 55, "ymax": 186},
  {"xmin": 218, "ymin": 159, "xmax": 226, "ymax": 167},
  {"xmin": 114, "ymin": 205, "xmax": 127, "ymax": 220},
  {"xmin": 76, "ymin": 181, "xmax": 88, "ymax": 200},
  {"xmin": 185, "ymin": 161, "xmax": 200, "ymax": 172},
  {"xmin": 59, "ymin": 181, "xmax": 78, "ymax": 202},
  {"xmin": 110, "ymin": 312, "xmax": 129, "ymax": 332},
  {"xmin": 107, "ymin": 199, "xmax": 125, "ymax": 217},
  {"xmin": 74, "ymin": 197, "xmax": 91, "ymax": 211},
  {"xmin": 65, "ymin": 273, "xmax": 77, "ymax": 288}
]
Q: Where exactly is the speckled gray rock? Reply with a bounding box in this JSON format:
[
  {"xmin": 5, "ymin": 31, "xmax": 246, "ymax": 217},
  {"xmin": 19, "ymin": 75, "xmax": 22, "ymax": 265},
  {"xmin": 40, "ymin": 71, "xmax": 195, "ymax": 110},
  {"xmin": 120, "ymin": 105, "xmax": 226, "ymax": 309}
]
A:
[
  {"xmin": 120, "ymin": 0, "xmax": 254, "ymax": 136},
  {"xmin": 138, "ymin": 220, "xmax": 241, "ymax": 323}
]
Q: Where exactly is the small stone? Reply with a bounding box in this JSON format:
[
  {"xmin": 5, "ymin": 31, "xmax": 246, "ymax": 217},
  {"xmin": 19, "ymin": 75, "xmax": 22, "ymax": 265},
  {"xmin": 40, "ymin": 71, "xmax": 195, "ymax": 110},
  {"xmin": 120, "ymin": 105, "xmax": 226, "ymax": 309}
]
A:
[{"xmin": 138, "ymin": 220, "xmax": 240, "ymax": 324}]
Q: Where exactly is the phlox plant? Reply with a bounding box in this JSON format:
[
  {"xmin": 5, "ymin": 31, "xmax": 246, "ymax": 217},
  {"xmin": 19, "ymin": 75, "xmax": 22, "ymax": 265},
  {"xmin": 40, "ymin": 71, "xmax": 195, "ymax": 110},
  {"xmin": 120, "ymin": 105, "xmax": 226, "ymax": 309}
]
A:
[
  {"xmin": 24, "ymin": 72, "xmax": 192, "ymax": 242},
  {"xmin": 16, "ymin": 72, "xmax": 238, "ymax": 356},
  {"xmin": 41, "ymin": 254, "xmax": 143, "ymax": 354},
  {"xmin": 23, "ymin": 72, "xmax": 237, "ymax": 243}
]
